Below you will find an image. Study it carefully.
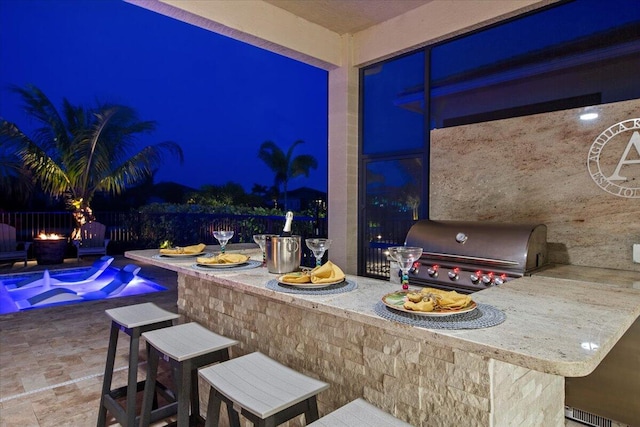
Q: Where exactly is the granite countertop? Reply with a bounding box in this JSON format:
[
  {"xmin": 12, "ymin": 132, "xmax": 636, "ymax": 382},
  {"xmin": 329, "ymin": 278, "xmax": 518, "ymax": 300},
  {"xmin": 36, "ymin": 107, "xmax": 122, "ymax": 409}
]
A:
[{"xmin": 126, "ymin": 247, "xmax": 640, "ymax": 378}]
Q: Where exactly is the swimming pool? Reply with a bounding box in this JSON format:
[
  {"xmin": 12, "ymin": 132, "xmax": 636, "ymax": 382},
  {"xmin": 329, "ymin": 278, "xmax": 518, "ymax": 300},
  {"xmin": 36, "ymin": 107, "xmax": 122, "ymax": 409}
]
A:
[{"xmin": 0, "ymin": 260, "xmax": 167, "ymax": 314}]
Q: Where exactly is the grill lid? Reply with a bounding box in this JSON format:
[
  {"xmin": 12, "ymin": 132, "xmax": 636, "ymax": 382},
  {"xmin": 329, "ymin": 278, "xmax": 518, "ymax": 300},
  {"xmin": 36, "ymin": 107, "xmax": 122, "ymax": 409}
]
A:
[{"xmin": 405, "ymin": 220, "xmax": 548, "ymax": 273}]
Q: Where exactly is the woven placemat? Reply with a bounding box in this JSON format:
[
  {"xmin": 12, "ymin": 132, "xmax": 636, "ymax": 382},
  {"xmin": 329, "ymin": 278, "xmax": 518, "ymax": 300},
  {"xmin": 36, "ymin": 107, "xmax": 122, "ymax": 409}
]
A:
[
  {"xmin": 373, "ymin": 301, "xmax": 505, "ymax": 329},
  {"xmin": 266, "ymin": 279, "xmax": 357, "ymax": 295},
  {"xmin": 190, "ymin": 260, "xmax": 262, "ymax": 272}
]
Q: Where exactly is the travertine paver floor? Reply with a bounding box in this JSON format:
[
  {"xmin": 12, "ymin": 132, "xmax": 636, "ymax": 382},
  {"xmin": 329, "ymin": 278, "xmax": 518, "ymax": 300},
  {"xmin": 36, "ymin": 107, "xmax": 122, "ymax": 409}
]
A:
[{"xmin": 0, "ymin": 256, "xmax": 182, "ymax": 427}]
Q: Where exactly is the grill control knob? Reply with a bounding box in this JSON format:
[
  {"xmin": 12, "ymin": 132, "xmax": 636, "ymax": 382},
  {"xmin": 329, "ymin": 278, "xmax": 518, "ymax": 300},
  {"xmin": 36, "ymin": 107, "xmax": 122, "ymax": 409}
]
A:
[
  {"xmin": 427, "ymin": 267, "xmax": 438, "ymax": 278},
  {"xmin": 470, "ymin": 274, "xmax": 480, "ymax": 284},
  {"xmin": 410, "ymin": 261, "xmax": 420, "ymax": 274},
  {"xmin": 455, "ymin": 232, "xmax": 468, "ymax": 244},
  {"xmin": 448, "ymin": 271, "xmax": 459, "ymax": 281},
  {"xmin": 493, "ymin": 277, "xmax": 504, "ymax": 286},
  {"xmin": 481, "ymin": 275, "xmax": 493, "ymax": 285}
]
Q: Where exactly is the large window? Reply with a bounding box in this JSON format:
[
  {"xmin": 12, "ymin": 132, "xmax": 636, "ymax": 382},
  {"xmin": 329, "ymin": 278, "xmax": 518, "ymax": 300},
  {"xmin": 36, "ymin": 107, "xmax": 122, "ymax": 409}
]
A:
[
  {"xmin": 362, "ymin": 52, "xmax": 425, "ymax": 154},
  {"xmin": 359, "ymin": 0, "xmax": 640, "ymax": 278},
  {"xmin": 360, "ymin": 52, "xmax": 427, "ymax": 277}
]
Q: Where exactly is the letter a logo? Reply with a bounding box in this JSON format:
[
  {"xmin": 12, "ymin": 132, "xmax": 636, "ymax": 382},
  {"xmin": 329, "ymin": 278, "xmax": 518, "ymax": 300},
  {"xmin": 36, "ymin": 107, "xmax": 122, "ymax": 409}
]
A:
[
  {"xmin": 608, "ymin": 131, "xmax": 640, "ymax": 181},
  {"xmin": 587, "ymin": 118, "xmax": 640, "ymax": 198}
]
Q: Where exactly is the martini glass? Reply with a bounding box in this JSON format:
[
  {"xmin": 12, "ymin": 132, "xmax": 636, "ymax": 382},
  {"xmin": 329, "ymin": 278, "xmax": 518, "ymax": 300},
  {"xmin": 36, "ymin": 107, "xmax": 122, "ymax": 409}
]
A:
[
  {"xmin": 388, "ymin": 246, "xmax": 423, "ymax": 290},
  {"xmin": 305, "ymin": 238, "xmax": 332, "ymax": 267},
  {"xmin": 253, "ymin": 234, "xmax": 274, "ymax": 266},
  {"xmin": 213, "ymin": 230, "xmax": 234, "ymax": 254}
]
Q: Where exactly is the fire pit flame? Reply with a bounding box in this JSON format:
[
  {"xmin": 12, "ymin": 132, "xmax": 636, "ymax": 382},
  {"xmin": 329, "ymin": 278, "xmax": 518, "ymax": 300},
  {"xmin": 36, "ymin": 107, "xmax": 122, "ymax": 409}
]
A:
[
  {"xmin": 37, "ymin": 233, "xmax": 63, "ymax": 240},
  {"xmin": 33, "ymin": 233, "xmax": 67, "ymax": 265}
]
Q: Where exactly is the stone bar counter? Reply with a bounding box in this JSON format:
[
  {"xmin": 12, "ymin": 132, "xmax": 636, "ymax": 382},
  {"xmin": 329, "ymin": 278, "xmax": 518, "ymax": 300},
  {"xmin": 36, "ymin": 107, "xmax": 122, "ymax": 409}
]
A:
[{"xmin": 126, "ymin": 247, "xmax": 640, "ymax": 427}]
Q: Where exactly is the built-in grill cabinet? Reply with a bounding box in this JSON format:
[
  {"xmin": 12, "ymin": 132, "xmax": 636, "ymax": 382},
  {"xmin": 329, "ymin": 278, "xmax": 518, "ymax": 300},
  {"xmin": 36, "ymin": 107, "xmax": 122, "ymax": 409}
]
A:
[{"xmin": 405, "ymin": 220, "xmax": 548, "ymax": 293}]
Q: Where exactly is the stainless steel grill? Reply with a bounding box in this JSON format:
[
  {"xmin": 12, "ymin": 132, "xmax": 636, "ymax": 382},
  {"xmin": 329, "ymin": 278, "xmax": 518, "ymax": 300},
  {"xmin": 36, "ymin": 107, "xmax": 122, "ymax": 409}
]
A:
[{"xmin": 404, "ymin": 220, "xmax": 548, "ymax": 293}]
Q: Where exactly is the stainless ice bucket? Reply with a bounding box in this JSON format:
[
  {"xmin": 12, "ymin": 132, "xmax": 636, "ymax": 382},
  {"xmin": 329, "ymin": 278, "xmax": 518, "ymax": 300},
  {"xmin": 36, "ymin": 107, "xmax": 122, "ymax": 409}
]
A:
[{"xmin": 265, "ymin": 235, "xmax": 301, "ymax": 273}]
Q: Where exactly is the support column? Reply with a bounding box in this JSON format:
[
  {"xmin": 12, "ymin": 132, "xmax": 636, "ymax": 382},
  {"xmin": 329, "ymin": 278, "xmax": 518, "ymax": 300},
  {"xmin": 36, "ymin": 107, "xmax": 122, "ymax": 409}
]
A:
[{"xmin": 328, "ymin": 34, "xmax": 359, "ymax": 274}]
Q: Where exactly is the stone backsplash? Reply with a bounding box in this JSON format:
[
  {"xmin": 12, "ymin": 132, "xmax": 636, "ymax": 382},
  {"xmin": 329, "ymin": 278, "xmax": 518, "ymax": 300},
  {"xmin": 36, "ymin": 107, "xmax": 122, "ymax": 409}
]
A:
[{"xmin": 430, "ymin": 99, "xmax": 640, "ymax": 272}]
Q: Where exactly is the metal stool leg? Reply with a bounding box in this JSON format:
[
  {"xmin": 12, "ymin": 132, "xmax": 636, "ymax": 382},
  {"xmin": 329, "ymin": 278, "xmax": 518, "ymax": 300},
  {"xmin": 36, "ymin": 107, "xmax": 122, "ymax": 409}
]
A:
[
  {"xmin": 97, "ymin": 322, "xmax": 119, "ymax": 427},
  {"xmin": 139, "ymin": 343, "xmax": 160, "ymax": 427},
  {"xmin": 176, "ymin": 359, "xmax": 190, "ymax": 427},
  {"xmin": 304, "ymin": 396, "xmax": 320, "ymax": 423},
  {"xmin": 205, "ymin": 388, "xmax": 240, "ymax": 427},
  {"xmin": 189, "ymin": 360, "xmax": 201, "ymax": 423},
  {"xmin": 125, "ymin": 327, "xmax": 141, "ymax": 427}
]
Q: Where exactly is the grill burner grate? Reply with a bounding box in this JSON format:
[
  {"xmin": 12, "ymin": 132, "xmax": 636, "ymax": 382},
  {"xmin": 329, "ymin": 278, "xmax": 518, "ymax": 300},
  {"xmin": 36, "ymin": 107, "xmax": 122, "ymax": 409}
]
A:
[{"xmin": 404, "ymin": 220, "xmax": 548, "ymax": 293}]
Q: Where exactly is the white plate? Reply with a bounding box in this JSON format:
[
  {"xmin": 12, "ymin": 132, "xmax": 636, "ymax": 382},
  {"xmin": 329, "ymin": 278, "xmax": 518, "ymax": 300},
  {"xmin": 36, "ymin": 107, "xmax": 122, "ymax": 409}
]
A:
[
  {"xmin": 277, "ymin": 275, "xmax": 345, "ymax": 288},
  {"xmin": 196, "ymin": 260, "xmax": 247, "ymax": 268},
  {"xmin": 159, "ymin": 251, "xmax": 206, "ymax": 258},
  {"xmin": 381, "ymin": 291, "xmax": 477, "ymax": 317}
]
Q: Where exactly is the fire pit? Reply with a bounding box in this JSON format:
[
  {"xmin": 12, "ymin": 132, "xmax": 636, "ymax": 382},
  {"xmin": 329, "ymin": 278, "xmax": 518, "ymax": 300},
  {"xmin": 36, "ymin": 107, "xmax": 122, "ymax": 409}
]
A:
[{"xmin": 33, "ymin": 233, "xmax": 68, "ymax": 265}]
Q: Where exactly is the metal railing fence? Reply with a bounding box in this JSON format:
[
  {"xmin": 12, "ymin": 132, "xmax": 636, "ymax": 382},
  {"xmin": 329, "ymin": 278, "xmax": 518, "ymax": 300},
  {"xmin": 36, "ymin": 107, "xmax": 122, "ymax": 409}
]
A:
[
  {"xmin": 0, "ymin": 211, "xmax": 328, "ymax": 266},
  {"xmin": 1, "ymin": 211, "xmax": 412, "ymax": 278}
]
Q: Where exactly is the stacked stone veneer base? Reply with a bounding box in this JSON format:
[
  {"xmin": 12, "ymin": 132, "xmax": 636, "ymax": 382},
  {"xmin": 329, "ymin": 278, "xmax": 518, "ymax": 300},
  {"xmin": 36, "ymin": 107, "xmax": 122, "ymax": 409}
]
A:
[{"xmin": 179, "ymin": 274, "xmax": 564, "ymax": 427}]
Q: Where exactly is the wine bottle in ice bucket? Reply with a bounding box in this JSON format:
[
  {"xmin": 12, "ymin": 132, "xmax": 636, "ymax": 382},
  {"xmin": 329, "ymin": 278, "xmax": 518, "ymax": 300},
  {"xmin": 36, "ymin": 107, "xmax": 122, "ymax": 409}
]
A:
[
  {"xmin": 265, "ymin": 211, "xmax": 300, "ymax": 273},
  {"xmin": 280, "ymin": 211, "xmax": 293, "ymax": 236}
]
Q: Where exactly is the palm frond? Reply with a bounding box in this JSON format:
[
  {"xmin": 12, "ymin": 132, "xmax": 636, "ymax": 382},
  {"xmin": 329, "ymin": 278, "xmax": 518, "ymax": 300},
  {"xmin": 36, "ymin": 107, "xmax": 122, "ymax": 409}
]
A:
[
  {"xmin": 289, "ymin": 154, "xmax": 318, "ymax": 179},
  {"xmin": 0, "ymin": 132, "xmax": 33, "ymax": 198},
  {"xmin": 5, "ymin": 85, "xmax": 184, "ymax": 209},
  {"xmin": 11, "ymin": 85, "xmax": 71, "ymax": 154},
  {"xmin": 90, "ymin": 141, "xmax": 183, "ymax": 199},
  {"xmin": 1, "ymin": 118, "xmax": 71, "ymax": 198}
]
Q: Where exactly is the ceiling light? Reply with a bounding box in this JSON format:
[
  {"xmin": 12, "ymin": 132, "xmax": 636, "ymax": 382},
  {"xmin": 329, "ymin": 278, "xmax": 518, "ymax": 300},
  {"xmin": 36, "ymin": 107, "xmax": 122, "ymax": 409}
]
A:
[
  {"xmin": 580, "ymin": 112, "xmax": 599, "ymax": 121},
  {"xmin": 581, "ymin": 341, "xmax": 599, "ymax": 351}
]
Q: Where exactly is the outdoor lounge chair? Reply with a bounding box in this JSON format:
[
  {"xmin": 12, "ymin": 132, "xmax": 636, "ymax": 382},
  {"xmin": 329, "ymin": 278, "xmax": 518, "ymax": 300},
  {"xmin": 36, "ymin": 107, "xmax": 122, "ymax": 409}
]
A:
[
  {"xmin": 15, "ymin": 264, "xmax": 141, "ymax": 309},
  {"xmin": 0, "ymin": 223, "xmax": 31, "ymax": 267},
  {"xmin": 73, "ymin": 221, "xmax": 110, "ymax": 261},
  {"xmin": 10, "ymin": 256, "xmax": 115, "ymax": 290}
]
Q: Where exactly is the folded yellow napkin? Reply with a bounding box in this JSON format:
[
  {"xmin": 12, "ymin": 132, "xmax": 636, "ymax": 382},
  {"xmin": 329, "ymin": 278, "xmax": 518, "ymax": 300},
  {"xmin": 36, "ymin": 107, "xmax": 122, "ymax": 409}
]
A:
[
  {"xmin": 160, "ymin": 243, "xmax": 206, "ymax": 254},
  {"xmin": 310, "ymin": 261, "xmax": 345, "ymax": 284},
  {"xmin": 279, "ymin": 271, "xmax": 311, "ymax": 283},
  {"xmin": 407, "ymin": 287, "xmax": 471, "ymax": 310},
  {"xmin": 281, "ymin": 261, "xmax": 345, "ymax": 284},
  {"xmin": 436, "ymin": 290, "xmax": 471, "ymax": 309},
  {"xmin": 196, "ymin": 253, "xmax": 248, "ymax": 264}
]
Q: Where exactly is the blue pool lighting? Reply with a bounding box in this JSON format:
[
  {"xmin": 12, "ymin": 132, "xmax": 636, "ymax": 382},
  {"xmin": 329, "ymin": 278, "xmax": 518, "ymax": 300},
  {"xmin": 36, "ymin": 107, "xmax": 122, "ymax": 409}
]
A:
[{"xmin": 0, "ymin": 261, "xmax": 167, "ymax": 314}]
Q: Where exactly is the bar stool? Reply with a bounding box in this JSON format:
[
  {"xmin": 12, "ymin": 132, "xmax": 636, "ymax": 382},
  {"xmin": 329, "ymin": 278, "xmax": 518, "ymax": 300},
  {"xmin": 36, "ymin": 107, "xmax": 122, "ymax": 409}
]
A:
[
  {"xmin": 199, "ymin": 352, "xmax": 329, "ymax": 427},
  {"xmin": 139, "ymin": 322, "xmax": 239, "ymax": 427},
  {"xmin": 97, "ymin": 302, "xmax": 180, "ymax": 427},
  {"xmin": 307, "ymin": 398, "xmax": 412, "ymax": 426}
]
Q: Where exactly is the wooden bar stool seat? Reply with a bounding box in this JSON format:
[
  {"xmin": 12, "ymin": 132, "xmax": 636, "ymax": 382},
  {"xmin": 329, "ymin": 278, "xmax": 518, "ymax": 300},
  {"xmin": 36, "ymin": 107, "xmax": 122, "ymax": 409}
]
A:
[
  {"xmin": 199, "ymin": 352, "xmax": 329, "ymax": 427},
  {"xmin": 97, "ymin": 302, "xmax": 180, "ymax": 427},
  {"xmin": 139, "ymin": 322, "xmax": 239, "ymax": 427},
  {"xmin": 307, "ymin": 398, "xmax": 412, "ymax": 426}
]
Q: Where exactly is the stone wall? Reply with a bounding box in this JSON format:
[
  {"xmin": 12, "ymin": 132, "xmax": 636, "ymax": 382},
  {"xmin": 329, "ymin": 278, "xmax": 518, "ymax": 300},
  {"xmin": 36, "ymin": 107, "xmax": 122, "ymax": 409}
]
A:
[
  {"xmin": 179, "ymin": 274, "xmax": 563, "ymax": 426},
  {"xmin": 430, "ymin": 99, "xmax": 640, "ymax": 272}
]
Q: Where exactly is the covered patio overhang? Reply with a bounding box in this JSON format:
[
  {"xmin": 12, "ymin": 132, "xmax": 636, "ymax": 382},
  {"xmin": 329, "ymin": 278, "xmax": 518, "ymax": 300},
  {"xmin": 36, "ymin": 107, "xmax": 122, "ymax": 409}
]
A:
[{"xmin": 126, "ymin": 0, "xmax": 554, "ymax": 273}]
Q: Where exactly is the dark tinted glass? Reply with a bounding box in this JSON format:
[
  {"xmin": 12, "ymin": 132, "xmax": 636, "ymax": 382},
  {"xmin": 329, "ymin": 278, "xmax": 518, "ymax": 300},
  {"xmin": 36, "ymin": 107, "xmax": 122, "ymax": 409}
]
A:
[
  {"xmin": 362, "ymin": 51, "xmax": 425, "ymax": 154},
  {"xmin": 430, "ymin": 0, "xmax": 640, "ymax": 128},
  {"xmin": 362, "ymin": 157, "xmax": 423, "ymax": 277}
]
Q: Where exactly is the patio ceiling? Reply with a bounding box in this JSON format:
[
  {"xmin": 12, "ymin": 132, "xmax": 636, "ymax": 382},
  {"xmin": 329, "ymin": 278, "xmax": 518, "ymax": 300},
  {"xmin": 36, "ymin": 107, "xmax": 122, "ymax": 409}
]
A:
[{"xmin": 262, "ymin": 0, "xmax": 434, "ymax": 34}]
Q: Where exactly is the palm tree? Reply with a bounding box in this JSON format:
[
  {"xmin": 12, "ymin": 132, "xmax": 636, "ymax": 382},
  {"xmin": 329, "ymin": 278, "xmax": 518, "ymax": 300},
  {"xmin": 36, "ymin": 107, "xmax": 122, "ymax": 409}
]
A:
[
  {"xmin": 0, "ymin": 134, "xmax": 33, "ymax": 207},
  {"xmin": 257, "ymin": 140, "xmax": 318, "ymax": 210},
  {"xmin": 0, "ymin": 84, "xmax": 184, "ymax": 235}
]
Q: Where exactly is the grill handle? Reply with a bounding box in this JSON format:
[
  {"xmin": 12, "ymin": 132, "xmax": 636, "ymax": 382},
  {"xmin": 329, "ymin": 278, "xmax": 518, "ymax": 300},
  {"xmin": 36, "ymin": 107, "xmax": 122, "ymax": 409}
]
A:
[{"xmin": 422, "ymin": 252, "xmax": 520, "ymax": 267}]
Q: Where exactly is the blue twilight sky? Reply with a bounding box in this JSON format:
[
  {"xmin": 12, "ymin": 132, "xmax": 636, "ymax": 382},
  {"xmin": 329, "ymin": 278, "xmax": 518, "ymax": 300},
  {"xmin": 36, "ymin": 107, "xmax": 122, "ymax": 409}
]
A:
[{"xmin": 0, "ymin": 0, "xmax": 328, "ymax": 193}]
